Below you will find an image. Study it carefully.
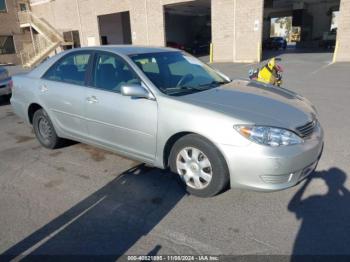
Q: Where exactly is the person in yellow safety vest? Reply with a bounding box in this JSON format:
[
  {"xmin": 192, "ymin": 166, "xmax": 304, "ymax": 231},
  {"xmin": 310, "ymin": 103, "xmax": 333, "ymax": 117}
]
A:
[{"xmin": 257, "ymin": 58, "xmax": 283, "ymax": 86}]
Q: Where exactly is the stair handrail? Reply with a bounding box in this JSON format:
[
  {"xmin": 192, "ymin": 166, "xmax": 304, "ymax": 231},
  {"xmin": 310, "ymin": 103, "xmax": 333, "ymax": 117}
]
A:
[
  {"xmin": 18, "ymin": 34, "xmax": 58, "ymax": 67},
  {"xmin": 18, "ymin": 11, "xmax": 64, "ymax": 43}
]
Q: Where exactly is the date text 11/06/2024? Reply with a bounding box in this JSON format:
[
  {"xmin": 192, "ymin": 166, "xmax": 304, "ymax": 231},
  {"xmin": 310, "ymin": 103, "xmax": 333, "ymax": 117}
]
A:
[{"xmin": 127, "ymin": 255, "xmax": 219, "ymax": 261}]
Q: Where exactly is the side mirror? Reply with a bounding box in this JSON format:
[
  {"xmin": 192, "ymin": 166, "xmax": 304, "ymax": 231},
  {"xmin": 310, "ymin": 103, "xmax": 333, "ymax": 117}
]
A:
[{"xmin": 121, "ymin": 84, "xmax": 153, "ymax": 99}]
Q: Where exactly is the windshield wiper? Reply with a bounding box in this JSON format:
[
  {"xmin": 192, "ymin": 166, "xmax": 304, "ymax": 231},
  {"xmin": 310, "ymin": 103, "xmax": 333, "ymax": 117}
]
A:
[
  {"xmin": 164, "ymin": 85, "xmax": 208, "ymax": 92},
  {"xmin": 163, "ymin": 85, "xmax": 209, "ymax": 95},
  {"xmin": 199, "ymin": 80, "xmax": 230, "ymax": 88},
  {"xmin": 162, "ymin": 80, "xmax": 230, "ymax": 95}
]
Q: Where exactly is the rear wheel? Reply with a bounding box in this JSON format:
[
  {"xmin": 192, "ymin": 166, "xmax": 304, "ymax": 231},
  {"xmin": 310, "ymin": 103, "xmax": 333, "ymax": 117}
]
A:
[
  {"xmin": 33, "ymin": 109, "xmax": 65, "ymax": 149},
  {"xmin": 169, "ymin": 134, "xmax": 229, "ymax": 197}
]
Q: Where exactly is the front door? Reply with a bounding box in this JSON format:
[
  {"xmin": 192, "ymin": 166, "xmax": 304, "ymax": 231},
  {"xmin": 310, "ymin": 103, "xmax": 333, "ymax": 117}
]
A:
[{"xmin": 85, "ymin": 52, "xmax": 158, "ymax": 161}]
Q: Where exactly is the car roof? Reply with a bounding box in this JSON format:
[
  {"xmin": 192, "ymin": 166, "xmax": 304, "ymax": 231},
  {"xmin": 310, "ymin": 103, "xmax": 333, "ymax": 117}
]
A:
[
  {"xmin": 75, "ymin": 45, "xmax": 178, "ymax": 55},
  {"xmin": 26, "ymin": 45, "xmax": 180, "ymax": 79}
]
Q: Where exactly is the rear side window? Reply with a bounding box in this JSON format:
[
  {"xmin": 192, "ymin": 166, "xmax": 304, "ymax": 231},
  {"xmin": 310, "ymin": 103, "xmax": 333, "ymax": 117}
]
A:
[{"xmin": 43, "ymin": 53, "xmax": 91, "ymax": 85}]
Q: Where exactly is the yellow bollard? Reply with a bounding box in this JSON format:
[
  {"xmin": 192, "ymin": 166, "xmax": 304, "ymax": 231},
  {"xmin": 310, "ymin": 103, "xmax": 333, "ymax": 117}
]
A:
[
  {"xmin": 332, "ymin": 40, "xmax": 339, "ymax": 64},
  {"xmin": 209, "ymin": 43, "xmax": 213, "ymax": 64}
]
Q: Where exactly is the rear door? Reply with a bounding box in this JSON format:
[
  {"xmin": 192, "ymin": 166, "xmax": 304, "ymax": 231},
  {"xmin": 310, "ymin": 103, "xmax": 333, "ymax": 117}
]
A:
[
  {"xmin": 40, "ymin": 51, "xmax": 92, "ymax": 139},
  {"xmin": 84, "ymin": 51, "xmax": 158, "ymax": 162}
]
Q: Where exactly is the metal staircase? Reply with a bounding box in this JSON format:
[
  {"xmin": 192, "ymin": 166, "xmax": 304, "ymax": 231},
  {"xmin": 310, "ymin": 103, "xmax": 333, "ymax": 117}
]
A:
[{"xmin": 17, "ymin": 11, "xmax": 72, "ymax": 68}]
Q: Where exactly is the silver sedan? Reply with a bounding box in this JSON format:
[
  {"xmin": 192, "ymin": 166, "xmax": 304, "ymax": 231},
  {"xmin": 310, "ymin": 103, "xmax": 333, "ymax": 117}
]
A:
[{"xmin": 11, "ymin": 46, "xmax": 324, "ymax": 197}]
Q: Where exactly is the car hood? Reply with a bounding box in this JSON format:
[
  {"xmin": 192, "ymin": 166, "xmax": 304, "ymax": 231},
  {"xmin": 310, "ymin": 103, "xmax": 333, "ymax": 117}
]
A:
[{"xmin": 180, "ymin": 80, "xmax": 317, "ymax": 130}]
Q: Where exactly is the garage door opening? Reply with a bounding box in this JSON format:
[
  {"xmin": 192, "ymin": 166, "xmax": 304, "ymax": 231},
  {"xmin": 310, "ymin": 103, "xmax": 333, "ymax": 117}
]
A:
[
  {"xmin": 262, "ymin": 0, "xmax": 340, "ymax": 60},
  {"xmin": 98, "ymin": 11, "xmax": 132, "ymax": 45},
  {"xmin": 164, "ymin": 0, "xmax": 211, "ymax": 57}
]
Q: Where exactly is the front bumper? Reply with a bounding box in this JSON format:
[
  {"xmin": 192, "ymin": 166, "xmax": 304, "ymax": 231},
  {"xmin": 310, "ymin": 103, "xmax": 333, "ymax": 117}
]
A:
[
  {"xmin": 0, "ymin": 78, "xmax": 11, "ymax": 96},
  {"xmin": 220, "ymin": 123, "xmax": 324, "ymax": 191}
]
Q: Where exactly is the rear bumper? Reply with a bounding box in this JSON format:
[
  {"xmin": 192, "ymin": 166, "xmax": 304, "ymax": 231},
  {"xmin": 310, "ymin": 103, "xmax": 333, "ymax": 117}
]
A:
[
  {"xmin": 0, "ymin": 78, "xmax": 11, "ymax": 96},
  {"xmin": 10, "ymin": 96, "xmax": 29, "ymax": 124},
  {"xmin": 219, "ymin": 123, "xmax": 324, "ymax": 191}
]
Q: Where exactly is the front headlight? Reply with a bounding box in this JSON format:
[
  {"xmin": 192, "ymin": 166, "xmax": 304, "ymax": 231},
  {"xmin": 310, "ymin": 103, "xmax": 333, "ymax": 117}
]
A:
[{"xmin": 234, "ymin": 125, "xmax": 304, "ymax": 146}]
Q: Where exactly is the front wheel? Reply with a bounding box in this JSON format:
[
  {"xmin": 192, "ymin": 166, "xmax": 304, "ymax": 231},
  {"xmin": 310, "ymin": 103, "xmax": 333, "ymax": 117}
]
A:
[{"xmin": 169, "ymin": 134, "xmax": 230, "ymax": 197}]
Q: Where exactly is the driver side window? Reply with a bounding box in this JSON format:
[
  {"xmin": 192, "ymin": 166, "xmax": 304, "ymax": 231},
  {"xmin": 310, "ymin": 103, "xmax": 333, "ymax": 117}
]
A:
[{"xmin": 93, "ymin": 53, "xmax": 140, "ymax": 93}]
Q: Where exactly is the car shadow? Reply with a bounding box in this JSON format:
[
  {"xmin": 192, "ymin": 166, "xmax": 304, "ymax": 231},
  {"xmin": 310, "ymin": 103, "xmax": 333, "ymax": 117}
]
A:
[
  {"xmin": 289, "ymin": 167, "xmax": 350, "ymax": 258},
  {"xmin": 1, "ymin": 164, "xmax": 185, "ymax": 260}
]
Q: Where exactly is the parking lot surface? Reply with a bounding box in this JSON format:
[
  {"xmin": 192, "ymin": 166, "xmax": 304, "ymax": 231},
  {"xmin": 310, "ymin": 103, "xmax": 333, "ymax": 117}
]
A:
[{"xmin": 1, "ymin": 52, "xmax": 350, "ymax": 258}]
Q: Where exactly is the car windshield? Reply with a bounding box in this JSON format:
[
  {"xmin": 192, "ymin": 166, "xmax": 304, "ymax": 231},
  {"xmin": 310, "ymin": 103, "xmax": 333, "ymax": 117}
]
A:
[{"xmin": 129, "ymin": 51, "xmax": 230, "ymax": 96}]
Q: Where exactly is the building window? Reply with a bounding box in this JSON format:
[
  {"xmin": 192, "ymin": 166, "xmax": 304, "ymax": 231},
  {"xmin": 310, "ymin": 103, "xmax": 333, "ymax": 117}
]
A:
[
  {"xmin": 0, "ymin": 36, "xmax": 16, "ymax": 55},
  {"xmin": 0, "ymin": 0, "xmax": 7, "ymax": 12},
  {"xmin": 19, "ymin": 3, "xmax": 28, "ymax": 11}
]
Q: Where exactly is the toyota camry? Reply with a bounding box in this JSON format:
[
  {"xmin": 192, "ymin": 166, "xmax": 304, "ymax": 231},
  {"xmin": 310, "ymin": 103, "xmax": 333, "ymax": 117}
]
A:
[{"xmin": 11, "ymin": 46, "xmax": 324, "ymax": 197}]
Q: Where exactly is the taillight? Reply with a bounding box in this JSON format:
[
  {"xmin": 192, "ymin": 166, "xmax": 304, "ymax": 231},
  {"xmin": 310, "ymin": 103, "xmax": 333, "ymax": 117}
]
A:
[{"xmin": 8, "ymin": 79, "xmax": 13, "ymax": 90}]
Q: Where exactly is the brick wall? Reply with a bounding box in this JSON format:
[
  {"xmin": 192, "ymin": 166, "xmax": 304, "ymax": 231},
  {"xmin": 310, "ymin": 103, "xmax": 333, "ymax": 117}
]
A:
[
  {"xmin": 30, "ymin": 0, "xmax": 350, "ymax": 63},
  {"xmin": 212, "ymin": 0, "xmax": 235, "ymax": 62},
  {"xmin": 234, "ymin": 0, "xmax": 263, "ymax": 62},
  {"xmin": 0, "ymin": 0, "xmax": 21, "ymax": 64}
]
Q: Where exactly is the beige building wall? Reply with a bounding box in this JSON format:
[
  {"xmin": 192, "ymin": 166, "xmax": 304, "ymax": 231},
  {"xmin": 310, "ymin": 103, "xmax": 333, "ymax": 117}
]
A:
[
  {"xmin": 334, "ymin": 0, "xmax": 350, "ymax": 62},
  {"xmin": 212, "ymin": 0, "xmax": 235, "ymax": 62},
  {"xmin": 212, "ymin": 0, "xmax": 263, "ymax": 63},
  {"xmin": 30, "ymin": 0, "xmax": 81, "ymax": 34},
  {"xmin": 30, "ymin": 0, "xmax": 192, "ymax": 47},
  {"xmin": 234, "ymin": 0, "xmax": 263, "ymax": 62},
  {"xmin": 30, "ymin": 0, "xmax": 263, "ymax": 63},
  {"xmin": 29, "ymin": 0, "xmax": 350, "ymax": 63},
  {"xmin": 0, "ymin": 0, "xmax": 26, "ymax": 64}
]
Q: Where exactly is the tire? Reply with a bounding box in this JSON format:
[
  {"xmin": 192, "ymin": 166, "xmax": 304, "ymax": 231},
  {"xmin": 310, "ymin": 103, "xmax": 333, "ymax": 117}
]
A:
[
  {"xmin": 169, "ymin": 134, "xmax": 229, "ymax": 197},
  {"xmin": 32, "ymin": 109, "xmax": 65, "ymax": 149}
]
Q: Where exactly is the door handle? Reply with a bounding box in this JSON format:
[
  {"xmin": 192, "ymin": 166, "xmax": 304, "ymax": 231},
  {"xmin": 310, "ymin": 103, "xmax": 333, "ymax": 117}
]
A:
[
  {"xmin": 86, "ymin": 95, "xmax": 98, "ymax": 104},
  {"xmin": 40, "ymin": 84, "xmax": 48, "ymax": 93}
]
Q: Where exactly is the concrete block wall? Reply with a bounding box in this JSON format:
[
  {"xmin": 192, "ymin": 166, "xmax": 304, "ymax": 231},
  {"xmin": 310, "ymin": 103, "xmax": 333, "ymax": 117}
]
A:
[
  {"xmin": 30, "ymin": 0, "xmax": 193, "ymax": 47},
  {"xmin": 28, "ymin": 0, "xmax": 350, "ymax": 63},
  {"xmin": 334, "ymin": 0, "xmax": 350, "ymax": 62},
  {"xmin": 32, "ymin": 0, "xmax": 80, "ymax": 32},
  {"xmin": 30, "ymin": 0, "xmax": 263, "ymax": 63},
  {"xmin": 0, "ymin": 0, "xmax": 23, "ymax": 64},
  {"xmin": 234, "ymin": 0, "xmax": 264, "ymax": 62},
  {"xmin": 212, "ymin": 0, "xmax": 263, "ymax": 63},
  {"xmin": 212, "ymin": 0, "xmax": 235, "ymax": 62}
]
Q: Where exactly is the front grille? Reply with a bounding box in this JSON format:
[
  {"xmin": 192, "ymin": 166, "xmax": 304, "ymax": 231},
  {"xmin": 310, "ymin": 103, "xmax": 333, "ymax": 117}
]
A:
[{"xmin": 296, "ymin": 120, "xmax": 317, "ymax": 138}]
